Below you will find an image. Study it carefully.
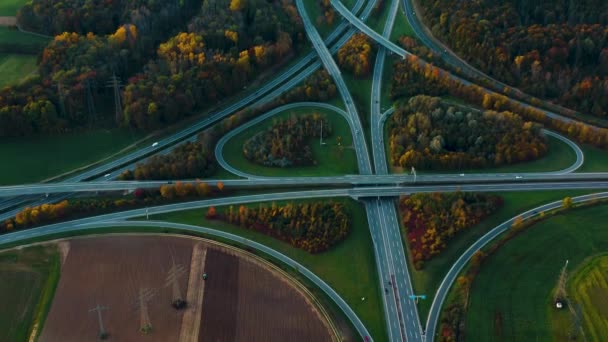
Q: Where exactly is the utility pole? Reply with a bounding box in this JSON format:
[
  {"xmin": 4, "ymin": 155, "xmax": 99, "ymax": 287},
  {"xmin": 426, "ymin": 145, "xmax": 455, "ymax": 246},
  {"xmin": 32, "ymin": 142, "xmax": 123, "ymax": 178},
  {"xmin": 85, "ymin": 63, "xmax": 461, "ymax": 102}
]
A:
[
  {"xmin": 319, "ymin": 121, "xmax": 324, "ymax": 146},
  {"xmin": 89, "ymin": 304, "xmax": 109, "ymax": 339},
  {"xmin": 85, "ymin": 78, "xmax": 97, "ymax": 123},
  {"xmin": 106, "ymin": 74, "xmax": 123, "ymax": 125},
  {"xmin": 411, "ymin": 167, "xmax": 417, "ymax": 183},
  {"xmin": 55, "ymin": 82, "xmax": 67, "ymax": 118},
  {"xmin": 138, "ymin": 288, "xmax": 154, "ymax": 334},
  {"xmin": 555, "ymin": 260, "xmax": 569, "ymax": 304},
  {"xmin": 165, "ymin": 252, "xmax": 186, "ymax": 309}
]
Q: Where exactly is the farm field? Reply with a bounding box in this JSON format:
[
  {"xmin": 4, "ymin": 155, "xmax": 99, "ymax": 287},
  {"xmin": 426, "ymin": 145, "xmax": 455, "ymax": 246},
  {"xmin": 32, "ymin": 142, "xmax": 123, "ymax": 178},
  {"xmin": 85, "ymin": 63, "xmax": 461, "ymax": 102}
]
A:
[
  {"xmin": 0, "ymin": 128, "xmax": 144, "ymax": 185},
  {"xmin": 199, "ymin": 248, "xmax": 333, "ymax": 341},
  {"xmin": 565, "ymin": 254, "xmax": 608, "ymax": 341},
  {"xmin": 0, "ymin": 53, "xmax": 37, "ymax": 87},
  {"xmin": 0, "ymin": 26, "xmax": 50, "ymax": 52},
  {"xmin": 39, "ymin": 235, "xmax": 333, "ymax": 342},
  {"xmin": 462, "ymin": 203, "xmax": 608, "ymax": 342},
  {"xmin": 222, "ymin": 107, "xmax": 358, "ymax": 177},
  {"xmin": 0, "ymin": 245, "xmax": 59, "ymax": 342}
]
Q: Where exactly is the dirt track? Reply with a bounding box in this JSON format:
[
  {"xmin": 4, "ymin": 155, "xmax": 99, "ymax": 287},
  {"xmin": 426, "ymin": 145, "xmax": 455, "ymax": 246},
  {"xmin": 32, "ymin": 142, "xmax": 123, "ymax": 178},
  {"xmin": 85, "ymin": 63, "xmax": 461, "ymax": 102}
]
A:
[{"xmin": 0, "ymin": 17, "xmax": 17, "ymax": 26}]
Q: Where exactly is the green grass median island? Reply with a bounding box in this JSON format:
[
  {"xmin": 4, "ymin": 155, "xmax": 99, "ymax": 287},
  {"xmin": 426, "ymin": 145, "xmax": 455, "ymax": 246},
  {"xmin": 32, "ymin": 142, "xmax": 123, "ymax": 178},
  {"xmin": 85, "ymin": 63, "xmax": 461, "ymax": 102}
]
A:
[
  {"xmin": 222, "ymin": 107, "xmax": 358, "ymax": 177},
  {"xmin": 458, "ymin": 203, "xmax": 608, "ymax": 342},
  {"xmin": 0, "ymin": 53, "xmax": 37, "ymax": 87},
  {"xmin": 0, "ymin": 128, "xmax": 144, "ymax": 185},
  {"xmin": 401, "ymin": 190, "xmax": 595, "ymax": 323},
  {"xmin": 577, "ymin": 144, "xmax": 608, "ymax": 172},
  {"xmin": 152, "ymin": 198, "xmax": 388, "ymax": 341},
  {"xmin": 0, "ymin": 245, "xmax": 60, "ymax": 342},
  {"xmin": 561, "ymin": 254, "xmax": 608, "ymax": 341}
]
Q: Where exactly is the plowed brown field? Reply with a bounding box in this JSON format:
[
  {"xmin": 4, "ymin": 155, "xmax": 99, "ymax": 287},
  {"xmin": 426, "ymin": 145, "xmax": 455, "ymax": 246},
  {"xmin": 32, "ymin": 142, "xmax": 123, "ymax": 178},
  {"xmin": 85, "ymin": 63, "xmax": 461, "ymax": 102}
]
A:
[{"xmin": 39, "ymin": 235, "xmax": 334, "ymax": 342}]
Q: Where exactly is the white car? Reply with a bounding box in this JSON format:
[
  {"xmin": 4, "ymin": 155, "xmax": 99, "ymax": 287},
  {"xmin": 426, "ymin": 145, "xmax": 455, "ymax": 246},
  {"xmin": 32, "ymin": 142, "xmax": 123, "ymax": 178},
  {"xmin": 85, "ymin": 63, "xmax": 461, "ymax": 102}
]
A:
[
  {"xmin": 515, "ymin": 175, "xmax": 523, "ymax": 179},
  {"xmin": 459, "ymin": 173, "xmax": 465, "ymax": 176},
  {"xmin": 152, "ymin": 142, "xmax": 159, "ymax": 147},
  {"xmin": 104, "ymin": 173, "xmax": 111, "ymax": 178}
]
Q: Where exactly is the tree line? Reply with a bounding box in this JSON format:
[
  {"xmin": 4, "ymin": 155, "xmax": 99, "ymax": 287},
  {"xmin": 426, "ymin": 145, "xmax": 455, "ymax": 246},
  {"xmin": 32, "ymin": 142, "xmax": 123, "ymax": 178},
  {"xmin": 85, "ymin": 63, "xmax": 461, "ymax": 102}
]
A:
[
  {"xmin": 420, "ymin": 0, "xmax": 608, "ymax": 118},
  {"xmin": 119, "ymin": 132, "xmax": 216, "ymax": 180},
  {"xmin": 1, "ymin": 0, "xmax": 303, "ymax": 137},
  {"xmin": 243, "ymin": 113, "xmax": 332, "ymax": 167},
  {"xmin": 207, "ymin": 201, "xmax": 351, "ymax": 253},
  {"xmin": 399, "ymin": 192, "xmax": 503, "ymax": 270},
  {"xmin": 1, "ymin": 181, "xmax": 225, "ymax": 232},
  {"xmin": 388, "ymin": 95, "xmax": 548, "ymax": 170},
  {"xmin": 391, "ymin": 55, "xmax": 608, "ymax": 148}
]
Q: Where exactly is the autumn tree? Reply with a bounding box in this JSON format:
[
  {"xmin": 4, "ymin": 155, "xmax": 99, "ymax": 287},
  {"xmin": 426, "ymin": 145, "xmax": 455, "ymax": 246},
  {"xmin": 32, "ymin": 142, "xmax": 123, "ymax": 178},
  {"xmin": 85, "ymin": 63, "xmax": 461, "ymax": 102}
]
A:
[{"xmin": 337, "ymin": 33, "xmax": 375, "ymax": 77}]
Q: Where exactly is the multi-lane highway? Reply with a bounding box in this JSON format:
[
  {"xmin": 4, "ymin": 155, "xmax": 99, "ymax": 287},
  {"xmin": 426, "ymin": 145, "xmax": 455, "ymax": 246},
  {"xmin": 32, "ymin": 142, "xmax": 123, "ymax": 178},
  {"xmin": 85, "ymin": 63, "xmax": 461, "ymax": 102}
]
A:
[
  {"xmin": 0, "ymin": 0, "xmax": 378, "ymax": 218},
  {"xmin": 3, "ymin": 2, "xmax": 608, "ymax": 342},
  {"xmin": 296, "ymin": 0, "xmax": 373, "ymax": 175}
]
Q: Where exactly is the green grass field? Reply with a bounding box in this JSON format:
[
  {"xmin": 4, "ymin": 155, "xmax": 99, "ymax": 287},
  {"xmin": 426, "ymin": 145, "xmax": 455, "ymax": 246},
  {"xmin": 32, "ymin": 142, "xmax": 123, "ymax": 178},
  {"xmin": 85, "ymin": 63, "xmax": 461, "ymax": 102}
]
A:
[
  {"xmin": 390, "ymin": 3, "xmax": 415, "ymax": 40},
  {"xmin": 577, "ymin": 144, "xmax": 608, "ymax": 172},
  {"xmin": 0, "ymin": 128, "xmax": 144, "ymax": 185},
  {"xmin": 0, "ymin": 245, "xmax": 60, "ymax": 342},
  {"xmin": 152, "ymin": 198, "xmax": 388, "ymax": 341},
  {"xmin": 0, "ymin": 26, "xmax": 50, "ymax": 52},
  {"xmin": 0, "ymin": 0, "xmax": 27, "ymax": 16},
  {"xmin": 403, "ymin": 190, "xmax": 595, "ymax": 322},
  {"xmin": 562, "ymin": 254, "xmax": 608, "ymax": 341},
  {"xmin": 0, "ymin": 53, "xmax": 37, "ymax": 87},
  {"xmin": 462, "ymin": 203, "xmax": 608, "ymax": 341},
  {"xmin": 221, "ymin": 107, "xmax": 358, "ymax": 177}
]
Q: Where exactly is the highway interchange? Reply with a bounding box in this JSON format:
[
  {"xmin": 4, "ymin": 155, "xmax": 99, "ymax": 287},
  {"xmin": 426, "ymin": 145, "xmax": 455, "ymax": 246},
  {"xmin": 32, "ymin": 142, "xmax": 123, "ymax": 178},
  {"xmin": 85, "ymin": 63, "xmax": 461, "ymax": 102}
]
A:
[{"xmin": 2, "ymin": 1, "xmax": 608, "ymax": 341}]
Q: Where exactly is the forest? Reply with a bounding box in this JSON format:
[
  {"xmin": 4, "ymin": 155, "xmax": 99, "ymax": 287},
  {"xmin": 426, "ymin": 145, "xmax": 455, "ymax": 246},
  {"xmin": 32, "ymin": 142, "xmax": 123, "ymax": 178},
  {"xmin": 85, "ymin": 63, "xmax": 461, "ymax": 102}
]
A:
[
  {"xmin": 243, "ymin": 113, "xmax": 332, "ymax": 167},
  {"xmin": 388, "ymin": 95, "xmax": 548, "ymax": 170},
  {"xmin": 337, "ymin": 33, "xmax": 375, "ymax": 77},
  {"xmin": 399, "ymin": 192, "xmax": 503, "ymax": 269},
  {"xmin": 208, "ymin": 201, "xmax": 351, "ymax": 253},
  {"xmin": 420, "ymin": 0, "xmax": 608, "ymax": 118},
  {"xmin": 1, "ymin": 0, "xmax": 303, "ymax": 137},
  {"xmin": 390, "ymin": 55, "xmax": 608, "ymax": 148}
]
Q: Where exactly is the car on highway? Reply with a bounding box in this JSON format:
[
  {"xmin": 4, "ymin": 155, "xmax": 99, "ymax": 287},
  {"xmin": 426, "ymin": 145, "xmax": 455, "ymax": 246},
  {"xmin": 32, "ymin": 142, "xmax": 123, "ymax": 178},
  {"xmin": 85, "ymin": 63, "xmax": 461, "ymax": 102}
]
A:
[
  {"xmin": 104, "ymin": 173, "xmax": 111, "ymax": 178},
  {"xmin": 515, "ymin": 175, "xmax": 523, "ymax": 179},
  {"xmin": 152, "ymin": 142, "xmax": 159, "ymax": 147},
  {"xmin": 459, "ymin": 173, "xmax": 465, "ymax": 176}
]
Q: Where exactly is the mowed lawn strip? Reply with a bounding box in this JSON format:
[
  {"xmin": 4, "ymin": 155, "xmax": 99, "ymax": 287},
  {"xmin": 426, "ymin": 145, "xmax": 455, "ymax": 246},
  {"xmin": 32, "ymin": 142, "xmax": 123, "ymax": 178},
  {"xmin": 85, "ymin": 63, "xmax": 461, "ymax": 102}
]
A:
[
  {"xmin": 152, "ymin": 198, "xmax": 388, "ymax": 341},
  {"xmin": 0, "ymin": 128, "xmax": 144, "ymax": 185},
  {"xmin": 565, "ymin": 254, "xmax": 608, "ymax": 341},
  {"xmin": 465, "ymin": 204, "xmax": 608, "ymax": 342},
  {"xmin": 0, "ymin": 245, "xmax": 60, "ymax": 342},
  {"xmin": 222, "ymin": 107, "xmax": 358, "ymax": 177},
  {"xmin": 402, "ymin": 190, "xmax": 595, "ymax": 322},
  {"xmin": 0, "ymin": 53, "xmax": 37, "ymax": 87}
]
